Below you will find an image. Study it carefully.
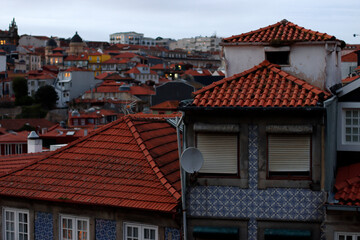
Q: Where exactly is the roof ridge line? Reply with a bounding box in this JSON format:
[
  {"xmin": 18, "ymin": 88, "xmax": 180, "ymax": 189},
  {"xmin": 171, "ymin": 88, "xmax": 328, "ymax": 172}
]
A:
[
  {"xmin": 125, "ymin": 116, "xmax": 181, "ymax": 201},
  {"xmin": 223, "ymin": 21, "xmax": 282, "ymax": 41}
]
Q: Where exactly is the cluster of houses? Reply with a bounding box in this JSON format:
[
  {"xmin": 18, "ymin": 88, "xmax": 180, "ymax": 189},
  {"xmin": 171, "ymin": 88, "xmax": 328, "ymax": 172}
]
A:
[{"xmin": 0, "ymin": 19, "xmax": 360, "ymax": 240}]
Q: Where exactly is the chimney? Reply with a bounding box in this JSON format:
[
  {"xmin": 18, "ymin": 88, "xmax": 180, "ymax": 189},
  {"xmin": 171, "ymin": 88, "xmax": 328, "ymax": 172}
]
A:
[{"xmin": 27, "ymin": 131, "xmax": 42, "ymax": 153}]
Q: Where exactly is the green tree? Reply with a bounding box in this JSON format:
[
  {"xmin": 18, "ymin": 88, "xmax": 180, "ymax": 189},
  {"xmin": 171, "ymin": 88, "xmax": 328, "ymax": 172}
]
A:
[
  {"xmin": 12, "ymin": 77, "xmax": 32, "ymax": 106},
  {"xmin": 35, "ymin": 85, "xmax": 59, "ymax": 109}
]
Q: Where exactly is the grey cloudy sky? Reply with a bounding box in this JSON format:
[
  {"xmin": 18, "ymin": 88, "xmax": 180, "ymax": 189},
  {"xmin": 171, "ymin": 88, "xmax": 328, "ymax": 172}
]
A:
[{"xmin": 1, "ymin": 0, "xmax": 359, "ymax": 44}]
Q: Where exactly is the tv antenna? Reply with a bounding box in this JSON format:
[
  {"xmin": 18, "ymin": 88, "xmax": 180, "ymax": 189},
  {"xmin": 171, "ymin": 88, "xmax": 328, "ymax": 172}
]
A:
[{"xmin": 180, "ymin": 147, "xmax": 204, "ymax": 173}]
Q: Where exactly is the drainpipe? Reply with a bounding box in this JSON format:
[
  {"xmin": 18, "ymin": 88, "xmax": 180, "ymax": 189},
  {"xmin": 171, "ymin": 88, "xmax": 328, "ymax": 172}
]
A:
[{"xmin": 176, "ymin": 115, "xmax": 187, "ymax": 240}]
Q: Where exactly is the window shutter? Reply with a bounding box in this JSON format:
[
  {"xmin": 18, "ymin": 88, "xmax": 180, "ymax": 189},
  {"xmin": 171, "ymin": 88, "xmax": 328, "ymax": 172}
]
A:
[
  {"xmin": 268, "ymin": 135, "xmax": 310, "ymax": 172},
  {"xmin": 197, "ymin": 133, "xmax": 238, "ymax": 174}
]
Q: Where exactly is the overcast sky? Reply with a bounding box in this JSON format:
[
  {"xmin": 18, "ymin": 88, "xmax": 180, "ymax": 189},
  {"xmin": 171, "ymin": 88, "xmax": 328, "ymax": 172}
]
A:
[{"xmin": 1, "ymin": 0, "xmax": 359, "ymax": 44}]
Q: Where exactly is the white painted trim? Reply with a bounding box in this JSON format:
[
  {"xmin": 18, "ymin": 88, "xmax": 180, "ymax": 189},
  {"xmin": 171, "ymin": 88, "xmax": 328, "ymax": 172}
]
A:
[
  {"xmin": 59, "ymin": 214, "xmax": 90, "ymax": 240},
  {"xmin": 337, "ymin": 102, "xmax": 360, "ymax": 151},
  {"xmin": 123, "ymin": 222, "xmax": 159, "ymax": 240},
  {"xmin": 337, "ymin": 77, "xmax": 360, "ymax": 97},
  {"xmin": 2, "ymin": 207, "xmax": 30, "ymax": 240}
]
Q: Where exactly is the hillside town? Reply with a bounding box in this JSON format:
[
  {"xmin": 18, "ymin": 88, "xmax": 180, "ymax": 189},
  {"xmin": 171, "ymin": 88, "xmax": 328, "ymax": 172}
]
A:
[{"xmin": 0, "ymin": 18, "xmax": 360, "ymax": 240}]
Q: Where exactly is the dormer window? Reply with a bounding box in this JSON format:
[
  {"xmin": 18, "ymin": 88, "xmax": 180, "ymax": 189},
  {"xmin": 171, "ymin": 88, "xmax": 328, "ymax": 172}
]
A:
[
  {"xmin": 337, "ymin": 102, "xmax": 360, "ymax": 151},
  {"xmin": 264, "ymin": 46, "xmax": 290, "ymax": 65}
]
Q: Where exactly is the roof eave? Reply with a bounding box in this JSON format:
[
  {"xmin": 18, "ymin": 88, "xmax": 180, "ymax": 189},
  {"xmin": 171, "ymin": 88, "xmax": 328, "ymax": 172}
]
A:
[
  {"xmin": 221, "ymin": 40, "xmax": 342, "ymax": 47},
  {"xmin": 179, "ymin": 106, "xmax": 326, "ymax": 113}
]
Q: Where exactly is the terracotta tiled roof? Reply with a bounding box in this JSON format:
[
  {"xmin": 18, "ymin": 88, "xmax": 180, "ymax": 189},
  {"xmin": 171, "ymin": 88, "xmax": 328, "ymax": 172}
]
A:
[
  {"xmin": 0, "ymin": 131, "xmax": 29, "ymax": 143},
  {"xmin": 192, "ymin": 60, "xmax": 331, "ymax": 108},
  {"xmin": 0, "ymin": 114, "xmax": 181, "ymax": 212},
  {"xmin": 0, "ymin": 119, "xmax": 56, "ymax": 131},
  {"xmin": 342, "ymin": 51, "xmax": 358, "ymax": 62},
  {"xmin": 334, "ymin": 163, "xmax": 360, "ymax": 206},
  {"xmin": 130, "ymin": 86, "xmax": 155, "ymax": 95},
  {"xmin": 0, "ymin": 152, "xmax": 50, "ymax": 175},
  {"xmin": 64, "ymin": 54, "xmax": 88, "ymax": 61},
  {"xmin": 64, "ymin": 67, "xmax": 89, "ymax": 72},
  {"xmin": 102, "ymin": 58, "xmax": 128, "ymax": 64},
  {"xmin": 151, "ymin": 101, "xmax": 179, "ymax": 110},
  {"xmin": 342, "ymin": 75, "xmax": 360, "ymax": 85},
  {"xmin": 126, "ymin": 67, "xmax": 141, "ymax": 74},
  {"xmin": 48, "ymin": 52, "xmax": 64, "ymax": 57},
  {"xmin": 151, "ymin": 64, "xmax": 166, "ymax": 70},
  {"xmin": 223, "ymin": 19, "xmax": 337, "ymax": 44}
]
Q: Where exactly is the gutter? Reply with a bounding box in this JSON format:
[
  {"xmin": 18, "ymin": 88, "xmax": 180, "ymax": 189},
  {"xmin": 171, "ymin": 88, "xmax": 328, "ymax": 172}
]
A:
[
  {"xmin": 325, "ymin": 204, "xmax": 360, "ymax": 212},
  {"xmin": 176, "ymin": 115, "xmax": 187, "ymax": 240}
]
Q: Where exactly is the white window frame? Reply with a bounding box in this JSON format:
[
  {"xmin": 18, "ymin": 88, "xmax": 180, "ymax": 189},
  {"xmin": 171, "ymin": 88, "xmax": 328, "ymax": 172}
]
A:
[
  {"xmin": 196, "ymin": 132, "xmax": 238, "ymax": 174},
  {"xmin": 124, "ymin": 222, "xmax": 158, "ymax": 240},
  {"xmin": 267, "ymin": 134, "xmax": 311, "ymax": 178},
  {"xmin": 337, "ymin": 102, "xmax": 360, "ymax": 151},
  {"xmin": 5, "ymin": 144, "xmax": 11, "ymax": 155},
  {"xmin": 59, "ymin": 215, "xmax": 89, "ymax": 240},
  {"xmin": 335, "ymin": 232, "xmax": 360, "ymax": 240},
  {"xmin": 3, "ymin": 207, "xmax": 30, "ymax": 240}
]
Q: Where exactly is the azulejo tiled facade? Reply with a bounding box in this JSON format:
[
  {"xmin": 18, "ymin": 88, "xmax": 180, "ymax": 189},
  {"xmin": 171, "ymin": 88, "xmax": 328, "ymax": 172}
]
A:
[
  {"xmin": 34, "ymin": 212, "xmax": 53, "ymax": 240},
  {"xmin": 95, "ymin": 219, "xmax": 117, "ymax": 240},
  {"xmin": 188, "ymin": 125, "xmax": 325, "ymax": 240}
]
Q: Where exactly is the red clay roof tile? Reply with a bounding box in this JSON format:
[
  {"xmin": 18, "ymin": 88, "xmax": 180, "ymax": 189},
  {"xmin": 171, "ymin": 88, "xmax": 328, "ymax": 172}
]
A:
[
  {"xmin": 223, "ymin": 19, "xmax": 337, "ymax": 44},
  {"xmin": 0, "ymin": 114, "xmax": 181, "ymax": 212},
  {"xmin": 334, "ymin": 163, "xmax": 360, "ymax": 206},
  {"xmin": 191, "ymin": 60, "xmax": 331, "ymax": 108}
]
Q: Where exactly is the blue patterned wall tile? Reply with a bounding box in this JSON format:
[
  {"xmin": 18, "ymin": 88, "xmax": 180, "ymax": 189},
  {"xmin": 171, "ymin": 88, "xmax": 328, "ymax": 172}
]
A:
[
  {"xmin": 165, "ymin": 227, "xmax": 181, "ymax": 240},
  {"xmin": 95, "ymin": 219, "xmax": 116, "ymax": 240},
  {"xmin": 34, "ymin": 212, "xmax": 53, "ymax": 240}
]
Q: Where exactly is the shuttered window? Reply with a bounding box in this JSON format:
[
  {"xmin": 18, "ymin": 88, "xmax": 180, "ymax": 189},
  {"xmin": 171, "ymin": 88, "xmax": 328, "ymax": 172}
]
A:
[
  {"xmin": 268, "ymin": 134, "xmax": 311, "ymax": 177},
  {"xmin": 196, "ymin": 133, "xmax": 238, "ymax": 174}
]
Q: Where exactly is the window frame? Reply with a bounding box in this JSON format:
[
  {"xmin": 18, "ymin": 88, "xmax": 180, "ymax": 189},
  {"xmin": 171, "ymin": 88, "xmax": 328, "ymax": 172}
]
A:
[
  {"xmin": 124, "ymin": 222, "xmax": 158, "ymax": 240},
  {"xmin": 195, "ymin": 132, "xmax": 240, "ymax": 177},
  {"xmin": 2, "ymin": 207, "xmax": 30, "ymax": 240},
  {"xmin": 59, "ymin": 214, "xmax": 90, "ymax": 240},
  {"xmin": 266, "ymin": 133, "xmax": 312, "ymax": 180},
  {"xmin": 264, "ymin": 46, "xmax": 291, "ymax": 66},
  {"xmin": 335, "ymin": 232, "xmax": 360, "ymax": 240},
  {"xmin": 338, "ymin": 103, "xmax": 360, "ymax": 151}
]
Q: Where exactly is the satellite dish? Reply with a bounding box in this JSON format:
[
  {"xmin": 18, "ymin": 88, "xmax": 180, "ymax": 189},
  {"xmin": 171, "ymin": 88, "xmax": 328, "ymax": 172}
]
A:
[{"xmin": 180, "ymin": 147, "xmax": 204, "ymax": 173}]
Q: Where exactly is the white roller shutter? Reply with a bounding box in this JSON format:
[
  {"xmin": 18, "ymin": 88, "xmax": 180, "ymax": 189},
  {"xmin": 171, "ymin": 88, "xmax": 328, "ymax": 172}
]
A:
[
  {"xmin": 268, "ymin": 135, "xmax": 310, "ymax": 172},
  {"xmin": 197, "ymin": 133, "xmax": 238, "ymax": 174}
]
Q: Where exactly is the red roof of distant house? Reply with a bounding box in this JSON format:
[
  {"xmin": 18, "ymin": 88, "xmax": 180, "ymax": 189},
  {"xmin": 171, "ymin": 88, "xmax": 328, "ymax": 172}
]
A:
[
  {"xmin": 151, "ymin": 101, "xmax": 179, "ymax": 111},
  {"xmin": 95, "ymin": 72, "xmax": 114, "ymax": 80},
  {"xmin": 70, "ymin": 109, "xmax": 119, "ymax": 119},
  {"xmin": 223, "ymin": 19, "xmax": 337, "ymax": 44},
  {"xmin": 64, "ymin": 54, "xmax": 88, "ymax": 61},
  {"xmin": 113, "ymin": 52, "xmax": 140, "ymax": 59},
  {"xmin": 342, "ymin": 75, "xmax": 360, "ymax": 84},
  {"xmin": 0, "ymin": 131, "xmax": 29, "ymax": 143},
  {"xmin": 192, "ymin": 60, "xmax": 331, "ymax": 108},
  {"xmin": 102, "ymin": 58, "xmax": 128, "ymax": 64},
  {"xmin": 0, "ymin": 119, "xmax": 56, "ymax": 131},
  {"xmin": 0, "ymin": 152, "xmax": 50, "ymax": 175},
  {"xmin": 88, "ymin": 52, "xmax": 102, "ymax": 56},
  {"xmin": 41, "ymin": 126, "xmax": 95, "ymax": 138},
  {"xmin": 52, "ymin": 47, "xmax": 64, "ymax": 51},
  {"xmin": 48, "ymin": 52, "xmax": 64, "ymax": 57},
  {"xmin": 151, "ymin": 64, "xmax": 167, "ymax": 70},
  {"xmin": 126, "ymin": 67, "xmax": 141, "ymax": 74},
  {"xmin": 334, "ymin": 163, "xmax": 360, "ymax": 206},
  {"xmin": 64, "ymin": 67, "xmax": 89, "ymax": 72},
  {"xmin": 130, "ymin": 86, "xmax": 155, "ymax": 95},
  {"xmin": 342, "ymin": 51, "xmax": 358, "ymax": 62},
  {"xmin": 34, "ymin": 36, "xmax": 50, "ymax": 41},
  {"xmin": 0, "ymin": 114, "xmax": 181, "ymax": 212}
]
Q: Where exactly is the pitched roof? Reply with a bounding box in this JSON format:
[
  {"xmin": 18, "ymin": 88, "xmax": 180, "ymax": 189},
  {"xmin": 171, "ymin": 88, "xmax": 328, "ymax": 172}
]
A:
[
  {"xmin": 130, "ymin": 86, "xmax": 155, "ymax": 95},
  {"xmin": 341, "ymin": 51, "xmax": 358, "ymax": 62},
  {"xmin": 334, "ymin": 163, "xmax": 360, "ymax": 206},
  {"xmin": 0, "ymin": 152, "xmax": 50, "ymax": 175},
  {"xmin": 342, "ymin": 75, "xmax": 360, "ymax": 85},
  {"xmin": 191, "ymin": 60, "xmax": 331, "ymax": 108},
  {"xmin": 0, "ymin": 131, "xmax": 29, "ymax": 143},
  {"xmin": 0, "ymin": 119, "xmax": 56, "ymax": 131},
  {"xmin": 151, "ymin": 101, "xmax": 179, "ymax": 110},
  {"xmin": 223, "ymin": 19, "xmax": 337, "ymax": 44},
  {"xmin": 0, "ymin": 114, "xmax": 181, "ymax": 212}
]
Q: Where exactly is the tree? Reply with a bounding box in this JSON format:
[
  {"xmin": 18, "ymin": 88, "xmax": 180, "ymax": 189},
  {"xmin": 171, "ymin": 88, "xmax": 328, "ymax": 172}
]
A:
[
  {"xmin": 12, "ymin": 77, "xmax": 32, "ymax": 106},
  {"xmin": 35, "ymin": 85, "xmax": 59, "ymax": 110}
]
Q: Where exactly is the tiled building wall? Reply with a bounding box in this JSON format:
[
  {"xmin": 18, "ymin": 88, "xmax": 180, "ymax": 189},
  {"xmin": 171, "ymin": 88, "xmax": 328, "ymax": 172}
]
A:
[
  {"xmin": 95, "ymin": 218, "xmax": 117, "ymax": 240},
  {"xmin": 188, "ymin": 125, "xmax": 325, "ymax": 240},
  {"xmin": 165, "ymin": 227, "xmax": 181, "ymax": 240},
  {"xmin": 34, "ymin": 212, "xmax": 53, "ymax": 240}
]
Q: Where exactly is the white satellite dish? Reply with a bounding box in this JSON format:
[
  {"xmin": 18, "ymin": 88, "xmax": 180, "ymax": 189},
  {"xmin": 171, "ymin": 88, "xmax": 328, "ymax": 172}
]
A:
[{"xmin": 180, "ymin": 147, "xmax": 204, "ymax": 173}]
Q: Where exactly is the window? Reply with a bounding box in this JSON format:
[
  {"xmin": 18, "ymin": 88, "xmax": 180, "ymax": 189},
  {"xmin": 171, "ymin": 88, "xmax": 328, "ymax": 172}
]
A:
[
  {"xmin": 60, "ymin": 215, "xmax": 89, "ymax": 240},
  {"xmin": 3, "ymin": 208, "xmax": 29, "ymax": 240},
  {"xmin": 73, "ymin": 119, "xmax": 79, "ymax": 126},
  {"xmin": 15, "ymin": 144, "xmax": 22, "ymax": 154},
  {"xmin": 5, "ymin": 144, "xmax": 11, "ymax": 155},
  {"xmin": 335, "ymin": 232, "xmax": 360, "ymax": 240},
  {"xmin": 344, "ymin": 109, "xmax": 360, "ymax": 143},
  {"xmin": 267, "ymin": 134, "xmax": 311, "ymax": 178},
  {"xmin": 124, "ymin": 223, "xmax": 158, "ymax": 240},
  {"xmin": 196, "ymin": 133, "xmax": 238, "ymax": 174},
  {"xmin": 265, "ymin": 51, "xmax": 290, "ymax": 65}
]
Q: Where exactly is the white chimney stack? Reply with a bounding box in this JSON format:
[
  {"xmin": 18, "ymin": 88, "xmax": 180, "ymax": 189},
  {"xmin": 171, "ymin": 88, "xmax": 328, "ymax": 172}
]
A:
[{"xmin": 27, "ymin": 131, "xmax": 42, "ymax": 153}]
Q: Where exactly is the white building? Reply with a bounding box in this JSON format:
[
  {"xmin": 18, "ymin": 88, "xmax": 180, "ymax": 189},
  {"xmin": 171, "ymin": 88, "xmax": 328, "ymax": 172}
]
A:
[
  {"xmin": 109, "ymin": 32, "xmax": 156, "ymax": 46},
  {"xmin": 19, "ymin": 35, "xmax": 50, "ymax": 48},
  {"xmin": 55, "ymin": 68, "xmax": 101, "ymax": 108},
  {"xmin": 27, "ymin": 71, "xmax": 57, "ymax": 97},
  {"xmin": 0, "ymin": 50, "xmax": 6, "ymax": 72},
  {"xmin": 169, "ymin": 35, "xmax": 222, "ymax": 52},
  {"xmin": 222, "ymin": 19, "xmax": 342, "ymax": 91}
]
